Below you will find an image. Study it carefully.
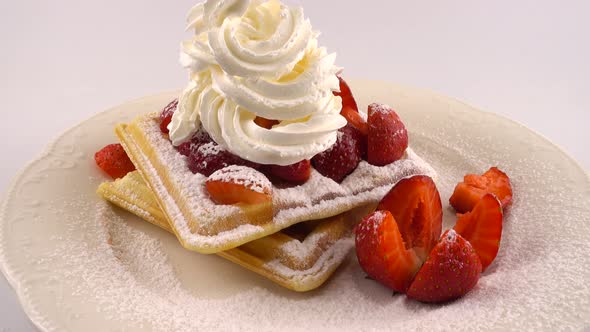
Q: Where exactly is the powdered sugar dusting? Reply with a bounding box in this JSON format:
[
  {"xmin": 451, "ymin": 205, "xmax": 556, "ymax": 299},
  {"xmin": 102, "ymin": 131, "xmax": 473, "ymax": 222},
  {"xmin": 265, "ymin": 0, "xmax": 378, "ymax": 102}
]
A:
[{"xmin": 208, "ymin": 165, "xmax": 271, "ymax": 194}]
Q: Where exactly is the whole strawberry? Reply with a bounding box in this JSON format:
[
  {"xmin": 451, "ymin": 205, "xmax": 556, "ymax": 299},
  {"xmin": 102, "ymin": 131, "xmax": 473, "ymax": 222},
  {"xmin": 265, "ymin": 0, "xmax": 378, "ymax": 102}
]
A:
[
  {"xmin": 159, "ymin": 99, "xmax": 178, "ymax": 134},
  {"xmin": 407, "ymin": 229, "xmax": 482, "ymax": 303},
  {"xmin": 367, "ymin": 103, "xmax": 408, "ymax": 166},
  {"xmin": 267, "ymin": 160, "xmax": 312, "ymax": 184},
  {"xmin": 312, "ymin": 125, "xmax": 364, "ymax": 183},
  {"xmin": 94, "ymin": 143, "xmax": 136, "ymax": 179}
]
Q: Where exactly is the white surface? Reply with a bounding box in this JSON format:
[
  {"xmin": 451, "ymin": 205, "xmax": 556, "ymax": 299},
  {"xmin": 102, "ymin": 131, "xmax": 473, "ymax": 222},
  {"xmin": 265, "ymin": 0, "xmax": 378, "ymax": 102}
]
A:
[
  {"xmin": 0, "ymin": 1, "xmax": 588, "ymax": 330},
  {"xmin": 1, "ymin": 84, "xmax": 588, "ymax": 331}
]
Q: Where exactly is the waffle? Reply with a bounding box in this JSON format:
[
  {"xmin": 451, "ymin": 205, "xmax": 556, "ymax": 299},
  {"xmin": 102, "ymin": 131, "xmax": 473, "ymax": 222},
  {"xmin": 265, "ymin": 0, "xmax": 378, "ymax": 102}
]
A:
[
  {"xmin": 116, "ymin": 112, "xmax": 436, "ymax": 253},
  {"xmin": 98, "ymin": 171, "xmax": 372, "ymax": 292}
]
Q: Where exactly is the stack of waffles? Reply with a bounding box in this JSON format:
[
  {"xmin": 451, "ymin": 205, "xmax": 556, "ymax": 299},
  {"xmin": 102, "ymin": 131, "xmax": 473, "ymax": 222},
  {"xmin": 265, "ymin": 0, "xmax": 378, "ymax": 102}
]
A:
[{"xmin": 96, "ymin": 111, "xmax": 436, "ymax": 291}]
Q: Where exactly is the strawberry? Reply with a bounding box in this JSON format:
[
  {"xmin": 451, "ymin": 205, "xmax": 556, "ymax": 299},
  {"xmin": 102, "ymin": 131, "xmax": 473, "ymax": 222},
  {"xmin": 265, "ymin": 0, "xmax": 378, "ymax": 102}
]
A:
[
  {"xmin": 367, "ymin": 103, "xmax": 408, "ymax": 166},
  {"xmin": 176, "ymin": 128, "xmax": 213, "ymax": 156},
  {"xmin": 355, "ymin": 210, "xmax": 423, "ymax": 292},
  {"xmin": 268, "ymin": 160, "xmax": 311, "ymax": 184},
  {"xmin": 334, "ymin": 76, "xmax": 368, "ymax": 135},
  {"xmin": 407, "ymin": 229, "xmax": 482, "ymax": 303},
  {"xmin": 94, "ymin": 143, "xmax": 136, "ymax": 179},
  {"xmin": 449, "ymin": 167, "xmax": 513, "ymax": 213},
  {"xmin": 159, "ymin": 99, "xmax": 178, "ymax": 134},
  {"xmin": 334, "ymin": 76, "xmax": 359, "ymax": 113},
  {"xmin": 355, "ymin": 175, "xmax": 442, "ymax": 293},
  {"xmin": 187, "ymin": 142, "xmax": 258, "ymax": 177},
  {"xmin": 206, "ymin": 166, "xmax": 272, "ymax": 205},
  {"xmin": 453, "ymin": 194, "xmax": 503, "ymax": 271},
  {"xmin": 377, "ymin": 175, "xmax": 443, "ymax": 261},
  {"xmin": 254, "ymin": 116, "xmax": 280, "ymax": 129},
  {"xmin": 311, "ymin": 125, "xmax": 363, "ymax": 183}
]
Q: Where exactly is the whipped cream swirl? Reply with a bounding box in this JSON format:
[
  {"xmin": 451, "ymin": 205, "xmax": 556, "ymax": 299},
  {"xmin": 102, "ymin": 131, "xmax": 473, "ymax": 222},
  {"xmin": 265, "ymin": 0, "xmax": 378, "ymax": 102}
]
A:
[{"xmin": 169, "ymin": 0, "xmax": 346, "ymax": 165}]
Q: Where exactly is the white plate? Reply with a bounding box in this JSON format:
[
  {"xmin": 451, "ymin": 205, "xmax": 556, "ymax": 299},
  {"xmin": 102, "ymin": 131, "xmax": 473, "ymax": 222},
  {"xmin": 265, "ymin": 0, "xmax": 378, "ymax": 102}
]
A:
[{"xmin": 1, "ymin": 80, "xmax": 589, "ymax": 331}]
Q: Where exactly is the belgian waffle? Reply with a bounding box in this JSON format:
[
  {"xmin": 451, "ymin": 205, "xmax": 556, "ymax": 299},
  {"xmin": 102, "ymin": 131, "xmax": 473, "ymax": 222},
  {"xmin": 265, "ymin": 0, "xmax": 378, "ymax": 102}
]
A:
[
  {"xmin": 98, "ymin": 171, "xmax": 372, "ymax": 291},
  {"xmin": 116, "ymin": 112, "xmax": 436, "ymax": 253}
]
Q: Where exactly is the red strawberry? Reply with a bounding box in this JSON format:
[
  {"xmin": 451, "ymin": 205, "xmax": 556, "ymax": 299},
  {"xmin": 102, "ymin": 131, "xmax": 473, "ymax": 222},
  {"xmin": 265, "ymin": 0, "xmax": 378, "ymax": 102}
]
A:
[
  {"xmin": 355, "ymin": 210, "xmax": 423, "ymax": 292},
  {"xmin": 94, "ymin": 143, "xmax": 136, "ymax": 179},
  {"xmin": 355, "ymin": 175, "xmax": 442, "ymax": 293},
  {"xmin": 453, "ymin": 194, "xmax": 503, "ymax": 271},
  {"xmin": 377, "ymin": 175, "xmax": 443, "ymax": 261},
  {"xmin": 268, "ymin": 160, "xmax": 311, "ymax": 184},
  {"xmin": 187, "ymin": 141, "xmax": 258, "ymax": 176},
  {"xmin": 449, "ymin": 167, "xmax": 513, "ymax": 213},
  {"xmin": 312, "ymin": 125, "xmax": 363, "ymax": 183},
  {"xmin": 334, "ymin": 76, "xmax": 368, "ymax": 135},
  {"xmin": 334, "ymin": 76, "xmax": 359, "ymax": 113},
  {"xmin": 341, "ymin": 106, "xmax": 369, "ymax": 136},
  {"xmin": 367, "ymin": 103, "xmax": 408, "ymax": 166},
  {"xmin": 206, "ymin": 166, "xmax": 272, "ymax": 205},
  {"xmin": 159, "ymin": 99, "xmax": 179, "ymax": 134},
  {"xmin": 254, "ymin": 116, "xmax": 280, "ymax": 129},
  {"xmin": 175, "ymin": 128, "xmax": 213, "ymax": 156},
  {"xmin": 407, "ymin": 229, "xmax": 482, "ymax": 303}
]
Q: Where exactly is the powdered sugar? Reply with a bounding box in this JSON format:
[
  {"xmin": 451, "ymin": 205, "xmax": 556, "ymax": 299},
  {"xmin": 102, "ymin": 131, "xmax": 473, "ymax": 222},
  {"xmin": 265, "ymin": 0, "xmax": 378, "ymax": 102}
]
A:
[{"xmin": 207, "ymin": 165, "xmax": 271, "ymax": 194}]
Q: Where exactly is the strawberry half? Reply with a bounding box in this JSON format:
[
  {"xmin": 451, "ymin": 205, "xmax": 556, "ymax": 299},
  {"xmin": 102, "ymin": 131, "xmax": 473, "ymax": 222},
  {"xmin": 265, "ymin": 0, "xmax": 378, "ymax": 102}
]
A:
[
  {"xmin": 367, "ymin": 103, "xmax": 408, "ymax": 166},
  {"xmin": 94, "ymin": 143, "xmax": 136, "ymax": 179},
  {"xmin": 355, "ymin": 175, "xmax": 443, "ymax": 293},
  {"xmin": 453, "ymin": 193, "xmax": 503, "ymax": 271},
  {"xmin": 268, "ymin": 160, "xmax": 311, "ymax": 184},
  {"xmin": 377, "ymin": 175, "xmax": 443, "ymax": 261},
  {"xmin": 449, "ymin": 167, "xmax": 513, "ymax": 213},
  {"xmin": 205, "ymin": 166, "xmax": 272, "ymax": 205},
  {"xmin": 355, "ymin": 210, "xmax": 423, "ymax": 292},
  {"xmin": 407, "ymin": 229, "xmax": 482, "ymax": 303}
]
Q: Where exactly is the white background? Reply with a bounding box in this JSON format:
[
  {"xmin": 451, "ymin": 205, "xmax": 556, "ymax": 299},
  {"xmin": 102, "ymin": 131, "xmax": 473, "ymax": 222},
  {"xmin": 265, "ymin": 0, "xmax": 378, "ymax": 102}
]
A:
[{"xmin": 1, "ymin": 0, "xmax": 588, "ymax": 330}]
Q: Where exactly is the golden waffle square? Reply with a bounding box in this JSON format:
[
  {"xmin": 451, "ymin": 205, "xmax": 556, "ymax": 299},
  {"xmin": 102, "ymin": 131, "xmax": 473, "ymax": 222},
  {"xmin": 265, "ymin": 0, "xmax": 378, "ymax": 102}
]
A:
[
  {"xmin": 116, "ymin": 112, "xmax": 436, "ymax": 253},
  {"xmin": 98, "ymin": 171, "xmax": 372, "ymax": 292}
]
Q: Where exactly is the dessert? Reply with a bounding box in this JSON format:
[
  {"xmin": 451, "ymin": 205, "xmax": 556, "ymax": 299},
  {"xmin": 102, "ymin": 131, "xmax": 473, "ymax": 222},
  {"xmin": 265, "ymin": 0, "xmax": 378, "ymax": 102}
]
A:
[
  {"xmin": 96, "ymin": 0, "xmax": 438, "ymax": 291},
  {"xmin": 113, "ymin": 0, "xmax": 436, "ymax": 254},
  {"xmin": 98, "ymin": 171, "xmax": 372, "ymax": 292}
]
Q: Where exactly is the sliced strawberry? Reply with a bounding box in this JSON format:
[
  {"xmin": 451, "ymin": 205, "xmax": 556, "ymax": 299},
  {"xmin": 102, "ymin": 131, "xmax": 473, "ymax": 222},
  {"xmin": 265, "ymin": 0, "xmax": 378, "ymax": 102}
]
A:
[
  {"xmin": 377, "ymin": 175, "xmax": 442, "ymax": 261},
  {"xmin": 334, "ymin": 76, "xmax": 359, "ymax": 113},
  {"xmin": 254, "ymin": 116, "xmax": 280, "ymax": 129},
  {"xmin": 367, "ymin": 103, "xmax": 408, "ymax": 166},
  {"xmin": 94, "ymin": 143, "xmax": 136, "ymax": 179},
  {"xmin": 355, "ymin": 210, "xmax": 423, "ymax": 292},
  {"xmin": 334, "ymin": 76, "xmax": 368, "ymax": 135},
  {"xmin": 268, "ymin": 160, "xmax": 311, "ymax": 184},
  {"xmin": 449, "ymin": 167, "xmax": 513, "ymax": 213},
  {"xmin": 355, "ymin": 175, "xmax": 443, "ymax": 293},
  {"xmin": 159, "ymin": 99, "xmax": 179, "ymax": 134},
  {"xmin": 453, "ymin": 194, "xmax": 503, "ymax": 271},
  {"xmin": 311, "ymin": 125, "xmax": 363, "ymax": 183},
  {"xmin": 407, "ymin": 229, "xmax": 482, "ymax": 303},
  {"xmin": 341, "ymin": 106, "xmax": 369, "ymax": 135},
  {"xmin": 206, "ymin": 166, "xmax": 272, "ymax": 205}
]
